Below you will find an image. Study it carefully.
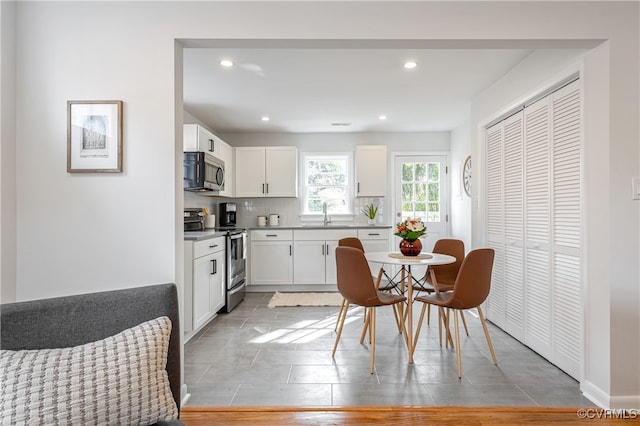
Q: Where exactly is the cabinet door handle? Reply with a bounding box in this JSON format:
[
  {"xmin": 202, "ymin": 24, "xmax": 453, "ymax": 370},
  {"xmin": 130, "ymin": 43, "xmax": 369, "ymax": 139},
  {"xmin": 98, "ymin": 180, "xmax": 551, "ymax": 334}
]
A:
[
  {"xmin": 209, "ymin": 139, "xmax": 214, "ymax": 152},
  {"xmin": 209, "ymin": 244, "xmax": 218, "ymax": 248},
  {"xmin": 289, "ymin": 245, "xmax": 292, "ymax": 256},
  {"xmin": 266, "ymin": 234, "xmax": 278, "ymax": 237},
  {"xmin": 357, "ymin": 182, "xmax": 360, "ymax": 193},
  {"xmin": 368, "ymin": 233, "xmax": 380, "ymax": 236},
  {"xmin": 266, "ymin": 183, "xmax": 269, "ymax": 194},
  {"xmin": 262, "ymin": 183, "xmax": 265, "ymax": 194},
  {"xmin": 322, "ymin": 245, "xmax": 325, "ymax": 255},
  {"xmin": 210, "ymin": 259, "xmax": 216, "ymax": 275},
  {"xmin": 326, "ymin": 244, "xmax": 329, "ymax": 256}
]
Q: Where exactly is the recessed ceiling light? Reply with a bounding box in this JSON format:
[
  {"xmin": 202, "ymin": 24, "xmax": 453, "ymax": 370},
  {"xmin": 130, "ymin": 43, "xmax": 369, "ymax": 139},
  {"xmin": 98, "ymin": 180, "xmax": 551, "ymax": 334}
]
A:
[
  {"xmin": 378, "ymin": 115, "xmax": 387, "ymax": 121},
  {"xmin": 219, "ymin": 59, "xmax": 234, "ymax": 67},
  {"xmin": 261, "ymin": 116, "xmax": 270, "ymax": 122},
  {"xmin": 403, "ymin": 61, "xmax": 417, "ymax": 69},
  {"xmin": 330, "ymin": 122, "xmax": 352, "ymax": 127}
]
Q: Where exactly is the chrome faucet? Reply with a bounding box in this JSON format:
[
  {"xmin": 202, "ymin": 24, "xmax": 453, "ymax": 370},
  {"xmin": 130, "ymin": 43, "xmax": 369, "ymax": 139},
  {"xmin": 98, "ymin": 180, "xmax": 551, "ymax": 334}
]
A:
[{"xmin": 322, "ymin": 202, "xmax": 331, "ymax": 226}]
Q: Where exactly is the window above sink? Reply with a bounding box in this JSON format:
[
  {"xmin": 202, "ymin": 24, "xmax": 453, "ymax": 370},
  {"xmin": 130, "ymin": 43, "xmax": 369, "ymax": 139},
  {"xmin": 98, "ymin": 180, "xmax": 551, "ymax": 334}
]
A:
[{"xmin": 300, "ymin": 152, "xmax": 353, "ymax": 216}]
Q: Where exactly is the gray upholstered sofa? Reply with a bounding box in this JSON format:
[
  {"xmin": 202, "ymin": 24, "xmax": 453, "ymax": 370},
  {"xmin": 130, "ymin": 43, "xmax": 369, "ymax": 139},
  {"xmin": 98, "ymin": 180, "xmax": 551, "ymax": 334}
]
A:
[{"xmin": 1, "ymin": 283, "xmax": 184, "ymax": 426}]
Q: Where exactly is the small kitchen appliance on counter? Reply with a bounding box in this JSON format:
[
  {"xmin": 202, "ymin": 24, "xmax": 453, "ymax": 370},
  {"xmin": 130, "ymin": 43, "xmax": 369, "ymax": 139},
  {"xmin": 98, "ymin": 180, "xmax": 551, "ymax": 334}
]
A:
[
  {"xmin": 269, "ymin": 214, "xmax": 280, "ymax": 226},
  {"xmin": 219, "ymin": 202, "xmax": 237, "ymax": 226},
  {"xmin": 184, "ymin": 208, "xmax": 204, "ymax": 231}
]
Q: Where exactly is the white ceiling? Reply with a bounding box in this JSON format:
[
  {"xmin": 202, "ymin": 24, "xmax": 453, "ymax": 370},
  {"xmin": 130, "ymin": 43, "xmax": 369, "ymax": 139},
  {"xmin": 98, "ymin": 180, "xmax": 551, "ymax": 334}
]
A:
[{"xmin": 183, "ymin": 48, "xmax": 534, "ymax": 134}]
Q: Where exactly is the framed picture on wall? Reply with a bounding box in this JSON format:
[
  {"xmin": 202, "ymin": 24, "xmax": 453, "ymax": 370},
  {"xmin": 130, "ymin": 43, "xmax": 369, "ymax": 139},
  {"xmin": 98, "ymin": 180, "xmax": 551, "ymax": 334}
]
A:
[{"xmin": 67, "ymin": 100, "xmax": 123, "ymax": 173}]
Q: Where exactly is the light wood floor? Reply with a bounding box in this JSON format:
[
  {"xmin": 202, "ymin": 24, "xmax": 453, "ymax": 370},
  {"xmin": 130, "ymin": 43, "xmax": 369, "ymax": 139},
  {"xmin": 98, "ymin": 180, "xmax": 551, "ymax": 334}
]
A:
[{"xmin": 181, "ymin": 406, "xmax": 633, "ymax": 425}]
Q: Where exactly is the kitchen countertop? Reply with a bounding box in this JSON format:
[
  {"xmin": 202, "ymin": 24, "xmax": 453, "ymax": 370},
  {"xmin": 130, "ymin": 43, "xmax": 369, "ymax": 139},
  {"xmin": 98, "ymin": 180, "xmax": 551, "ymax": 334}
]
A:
[
  {"xmin": 183, "ymin": 230, "xmax": 228, "ymax": 241},
  {"xmin": 185, "ymin": 225, "xmax": 391, "ymax": 241},
  {"xmin": 247, "ymin": 225, "xmax": 392, "ymax": 230}
]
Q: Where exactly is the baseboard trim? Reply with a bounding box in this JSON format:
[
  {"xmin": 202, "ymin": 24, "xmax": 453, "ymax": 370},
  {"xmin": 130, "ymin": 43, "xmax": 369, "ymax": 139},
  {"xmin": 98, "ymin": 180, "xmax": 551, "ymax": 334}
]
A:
[
  {"xmin": 181, "ymin": 383, "xmax": 191, "ymax": 407},
  {"xmin": 610, "ymin": 395, "xmax": 640, "ymax": 410},
  {"xmin": 582, "ymin": 380, "xmax": 610, "ymax": 408},
  {"xmin": 582, "ymin": 380, "xmax": 640, "ymax": 409}
]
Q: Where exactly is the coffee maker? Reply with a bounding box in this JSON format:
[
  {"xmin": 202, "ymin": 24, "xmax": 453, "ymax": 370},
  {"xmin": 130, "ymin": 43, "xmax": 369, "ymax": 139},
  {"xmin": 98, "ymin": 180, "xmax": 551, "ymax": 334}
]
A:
[{"xmin": 219, "ymin": 202, "xmax": 237, "ymax": 226}]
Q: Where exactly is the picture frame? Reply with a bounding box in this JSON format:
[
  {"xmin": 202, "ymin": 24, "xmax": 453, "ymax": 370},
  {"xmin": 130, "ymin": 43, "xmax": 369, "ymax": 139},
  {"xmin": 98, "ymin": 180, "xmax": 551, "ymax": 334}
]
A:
[{"xmin": 67, "ymin": 100, "xmax": 123, "ymax": 173}]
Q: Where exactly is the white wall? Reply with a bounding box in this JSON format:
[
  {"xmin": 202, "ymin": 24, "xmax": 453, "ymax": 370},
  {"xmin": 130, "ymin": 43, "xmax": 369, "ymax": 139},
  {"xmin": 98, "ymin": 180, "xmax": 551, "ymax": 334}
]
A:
[
  {"xmin": 0, "ymin": 0, "xmax": 17, "ymax": 303},
  {"xmin": 4, "ymin": 0, "xmax": 638, "ymax": 408},
  {"xmin": 14, "ymin": 1, "xmax": 178, "ymax": 300},
  {"xmin": 449, "ymin": 118, "xmax": 472, "ymax": 251}
]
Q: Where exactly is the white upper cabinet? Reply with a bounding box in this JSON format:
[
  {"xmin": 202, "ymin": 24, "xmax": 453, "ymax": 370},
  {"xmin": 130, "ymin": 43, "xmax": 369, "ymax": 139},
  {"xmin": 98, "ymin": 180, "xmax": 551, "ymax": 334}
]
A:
[
  {"xmin": 184, "ymin": 124, "xmax": 220, "ymax": 155},
  {"xmin": 235, "ymin": 146, "xmax": 298, "ymax": 197},
  {"xmin": 355, "ymin": 145, "xmax": 387, "ymax": 197}
]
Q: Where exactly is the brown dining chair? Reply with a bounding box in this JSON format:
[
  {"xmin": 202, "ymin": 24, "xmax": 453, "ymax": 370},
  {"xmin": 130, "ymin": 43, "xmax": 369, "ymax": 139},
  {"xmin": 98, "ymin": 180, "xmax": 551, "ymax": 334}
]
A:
[
  {"xmin": 412, "ymin": 248, "xmax": 498, "ymax": 378},
  {"xmin": 411, "ymin": 239, "xmax": 467, "ymax": 346},
  {"xmin": 335, "ymin": 237, "xmax": 399, "ymax": 332},
  {"xmin": 332, "ymin": 246, "xmax": 407, "ymax": 374}
]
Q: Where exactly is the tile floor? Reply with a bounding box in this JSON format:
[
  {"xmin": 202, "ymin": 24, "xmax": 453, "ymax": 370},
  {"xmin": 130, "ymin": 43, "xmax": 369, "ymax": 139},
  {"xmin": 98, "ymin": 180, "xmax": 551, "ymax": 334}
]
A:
[{"xmin": 184, "ymin": 292, "xmax": 595, "ymax": 407}]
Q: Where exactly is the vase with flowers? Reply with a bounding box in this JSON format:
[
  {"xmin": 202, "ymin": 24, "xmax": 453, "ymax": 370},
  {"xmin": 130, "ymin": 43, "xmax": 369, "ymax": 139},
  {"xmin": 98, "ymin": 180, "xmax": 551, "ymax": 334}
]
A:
[{"xmin": 394, "ymin": 217, "xmax": 427, "ymax": 256}]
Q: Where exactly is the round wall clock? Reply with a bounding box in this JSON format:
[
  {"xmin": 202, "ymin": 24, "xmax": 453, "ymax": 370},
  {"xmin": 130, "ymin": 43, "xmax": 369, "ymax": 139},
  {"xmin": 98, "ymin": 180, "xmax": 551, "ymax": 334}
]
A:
[{"xmin": 463, "ymin": 155, "xmax": 472, "ymax": 197}]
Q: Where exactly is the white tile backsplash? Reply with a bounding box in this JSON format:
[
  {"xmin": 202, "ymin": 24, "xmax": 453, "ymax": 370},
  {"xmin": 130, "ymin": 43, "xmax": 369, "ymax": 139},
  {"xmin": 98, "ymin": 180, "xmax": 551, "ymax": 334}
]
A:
[
  {"xmin": 234, "ymin": 198, "xmax": 300, "ymax": 227},
  {"xmin": 184, "ymin": 194, "xmax": 388, "ymax": 227}
]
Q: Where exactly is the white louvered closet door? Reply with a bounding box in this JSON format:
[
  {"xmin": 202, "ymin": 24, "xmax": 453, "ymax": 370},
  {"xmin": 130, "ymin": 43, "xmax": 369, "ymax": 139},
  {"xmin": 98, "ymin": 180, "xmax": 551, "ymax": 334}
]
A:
[
  {"xmin": 485, "ymin": 123, "xmax": 506, "ymax": 328},
  {"xmin": 524, "ymin": 96, "xmax": 553, "ymax": 359},
  {"xmin": 484, "ymin": 79, "xmax": 582, "ymax": 380},
  {"xmin": 551, "ymin": 81, "xmax": 582, "ymax": 379},
  {"xmin": 503, "ymin": 112, "xmax": 525, "ymax": 340}
]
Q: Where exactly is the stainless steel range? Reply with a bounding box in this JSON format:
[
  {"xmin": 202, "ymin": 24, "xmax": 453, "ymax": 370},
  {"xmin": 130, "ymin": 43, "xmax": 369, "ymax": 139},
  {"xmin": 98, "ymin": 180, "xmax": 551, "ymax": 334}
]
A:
[{"xmin": 209, "ymin": 226, "xmax": 246, "ymax": 313}]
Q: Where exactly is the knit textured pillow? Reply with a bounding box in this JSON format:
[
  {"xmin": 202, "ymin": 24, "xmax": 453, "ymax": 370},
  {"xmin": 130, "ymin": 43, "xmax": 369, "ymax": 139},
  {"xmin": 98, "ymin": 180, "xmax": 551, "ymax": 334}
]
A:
[{"xmin": 0, "ymin": 316, "xmax": 177, "ymax": 425}]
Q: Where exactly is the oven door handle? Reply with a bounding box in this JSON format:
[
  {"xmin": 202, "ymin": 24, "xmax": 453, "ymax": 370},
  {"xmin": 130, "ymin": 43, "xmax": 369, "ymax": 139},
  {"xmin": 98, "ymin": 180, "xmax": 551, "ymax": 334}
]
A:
[
  {"xmin": 228, "ymin": 280, "xmax": 246, "ymax": 296},
  {"xmin": 229, "ymin": 233, "xmax": 245, "ymax": 240}
]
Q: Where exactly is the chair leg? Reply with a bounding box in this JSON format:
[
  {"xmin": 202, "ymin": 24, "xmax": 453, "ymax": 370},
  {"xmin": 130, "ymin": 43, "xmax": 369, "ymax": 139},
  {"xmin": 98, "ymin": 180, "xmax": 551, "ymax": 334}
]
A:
[
  {"xmin": 444, "ymin": 308, "xmax": 454, "ymax": 348},
  {"xmin": 453, "ymin": 309, "xmax": 462, "ymax": 378},
  {"xmin": 370, "ymin": 307, "xmax": 376, "ymax": 374},
  {"xmin": 360, "ymin": 308, "xmax": 371, "ymax": 344},
  {"xmin": 427, "ymin": 303, "xmax": 431, "ymax": 326},
  {"xmin": 438, "ymin": 307, "xmax": 453, "ymax": 348},
  {"xmin": 332, "ymin": 301, "xmax": 349, "ymax": 357},
  {"xmin": 460, "ymin": 310, "xmax": 469, "ymax": 336},
  {"xmin": 438, "ymin": 306, "xmax": 443, "ymax": 347},
  {"xmin": 477, "ymin": 306, "xmax": 498, "ymax": 365},
  {"xmin": 392, "ymin": 303, "xmax": 403, "ymax": 334},
  {"xmin": 412, "ymin": 302, "xmax": 428, "ymax": 358},
  {"xmin": 334, "ymin": 298, "xmax": 346, "ymax": 331}
]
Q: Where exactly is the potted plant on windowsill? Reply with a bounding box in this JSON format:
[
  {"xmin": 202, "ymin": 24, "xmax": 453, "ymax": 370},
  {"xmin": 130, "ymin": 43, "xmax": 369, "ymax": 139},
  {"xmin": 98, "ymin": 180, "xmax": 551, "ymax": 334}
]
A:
[{"xmin": 362, "ymin": 203, "xmax": 379, "ymax": 225}]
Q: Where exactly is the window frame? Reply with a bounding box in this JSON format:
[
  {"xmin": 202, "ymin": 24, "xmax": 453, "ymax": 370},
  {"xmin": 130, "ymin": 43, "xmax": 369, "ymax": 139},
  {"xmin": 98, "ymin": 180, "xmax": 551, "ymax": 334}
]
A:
[{"xmin": 299, "ymin": 151, "xmax": 354, "ymax": 218}]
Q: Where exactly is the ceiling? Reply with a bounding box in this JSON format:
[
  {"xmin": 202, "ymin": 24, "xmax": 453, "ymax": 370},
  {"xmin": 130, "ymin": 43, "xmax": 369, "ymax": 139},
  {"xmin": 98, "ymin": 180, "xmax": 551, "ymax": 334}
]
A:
[{"xmin": 183, "ymin": 48, "xmax": 534, "ymax": 134}]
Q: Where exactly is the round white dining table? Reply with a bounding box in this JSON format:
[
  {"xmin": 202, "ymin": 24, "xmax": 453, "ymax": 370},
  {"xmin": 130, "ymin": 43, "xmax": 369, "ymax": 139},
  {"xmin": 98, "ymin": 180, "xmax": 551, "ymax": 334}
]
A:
[{"xmin": 364, "ymin": 251, "xmax": 456, "ymax": 363}]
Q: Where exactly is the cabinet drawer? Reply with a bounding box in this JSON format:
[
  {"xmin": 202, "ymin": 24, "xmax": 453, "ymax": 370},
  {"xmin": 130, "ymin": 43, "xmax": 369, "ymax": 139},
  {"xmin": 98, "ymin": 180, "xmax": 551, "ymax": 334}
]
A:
[
  {"xmin": 357, "ymin": 229, "xmax": 389, "ymax": 240},
  {"xmin": 251, "ymin": 229, "xmax": 293, "ymax": 241},
  {"xmin": 193, "ymin": 236, "xmax": 225, "ymax": 258},
  {"xmin": 294, "ymin": 229, "xmax": 354, "ymax": 241}
]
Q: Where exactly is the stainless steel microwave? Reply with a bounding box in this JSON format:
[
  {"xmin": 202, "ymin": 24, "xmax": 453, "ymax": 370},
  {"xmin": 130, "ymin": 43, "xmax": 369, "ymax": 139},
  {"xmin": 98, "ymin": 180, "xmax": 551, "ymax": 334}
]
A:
[{"xmin": 183, "ymin": 152, "xmax": 225, "ymax": 191}]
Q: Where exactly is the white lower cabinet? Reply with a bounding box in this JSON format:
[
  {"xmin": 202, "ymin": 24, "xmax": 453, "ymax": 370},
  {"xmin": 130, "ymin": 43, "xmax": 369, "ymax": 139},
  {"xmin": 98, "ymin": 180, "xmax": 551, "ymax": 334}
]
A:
[
  {"xmin": 250, "ymin": 230, "xmax": 293, "ymax": 285},
  {"xmin": 184, "ymin": 237, "xmax": 225, "ymax": 341},
  {"xmin": 358, "ymin": 229, "xmax": 390, "ymax": 252},
  {"xmin": 292, "ymin": 240, "xmax": 342, "ymax": 285},
  {"xmin": 293, "ymin": 229, "xmax": 353, "ymax": 285},
  {"xmin": 358, "ymin": 229, "xmax": 391, "ymax": 275},
  {"xmin": 249, "ymin": 227, "xmax": 391, "ymax": 287}
]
